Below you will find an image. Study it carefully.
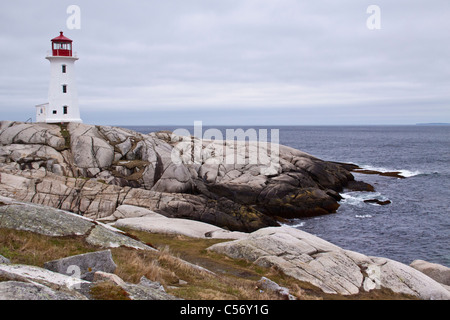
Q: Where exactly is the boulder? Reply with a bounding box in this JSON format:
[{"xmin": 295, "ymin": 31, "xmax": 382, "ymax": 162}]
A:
[
  {"xmin": 151, "ymin": 162, "xmax": 194, "ymax": 194},
  {"xmin": 410, "ymin": 259, "xmax": 450, "ymax": 286},
  {"xmin": 0, "ymin": 122, "xmax": 66, "ymax": 151},
  {"xmin": 0, "ymin": 144, "xmax": 65, "ymax": 167},
  {"xmin": 92, "ymin": 272, "xmax": 179, "ymax": 300},
  {"xmin": 376, "ymin": 258, "xmax": 450, "ymax": 299},
  {"xmin": 68, "ymin": 123, "xmax": 114, "ymax": 169},
  {"xmin": 0, "ymin": 255, "xmax": 11, "ymax": 264},
  {"xmin": 208, "ymin": 226, "xmax": 450, "ymax": 299},
  {"xmin": 257, "ymin": 277, "xmax": 296, "ymax": 300},
  {"xmin": 44, "ymin": 250, "xmax": 117, "ymax": 281},
  {"xmin": 0, "ymin": 262, "xmax": 178, "ymax": 300}
]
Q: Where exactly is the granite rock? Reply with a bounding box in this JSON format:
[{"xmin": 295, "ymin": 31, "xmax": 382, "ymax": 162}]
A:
[
  {"xmin": 0, "ymin": 121, "xmax": 367, "ymax": 231},
  {"xmin": 44, "ymin": 250, "xmax": 117, "ymax": 281},
  {"xmin": 208, "ymin": 226, "xmax": 450, "ymax": 300},
  {"xmin": 410, "ymin": 259, "xmax": 450, "ymax": 286}
]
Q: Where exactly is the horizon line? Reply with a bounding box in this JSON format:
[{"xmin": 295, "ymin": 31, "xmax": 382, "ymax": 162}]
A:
[{"xmin": 101, "ymin": 123, "xmax": 450, "ymax": 127}]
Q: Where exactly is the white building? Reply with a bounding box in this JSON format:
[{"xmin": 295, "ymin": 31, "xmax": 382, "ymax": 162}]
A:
[{"xmin": 36, "ymin": 31, "xmax": 82, "ymax": 123}]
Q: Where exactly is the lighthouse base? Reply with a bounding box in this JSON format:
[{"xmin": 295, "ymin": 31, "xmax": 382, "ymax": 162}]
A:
[
  {"xmin": 35, "ymin": 103, "xmax": 83, "ymax": 124},
  {"xmin": 43, "ymin": 118, "xmax": 83, "ymax": 124}
]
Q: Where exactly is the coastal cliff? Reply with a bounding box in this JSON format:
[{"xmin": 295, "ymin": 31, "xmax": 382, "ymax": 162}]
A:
[{"xmin": 0, "ymin": 121, "xmax": 363, "ymax": 232}]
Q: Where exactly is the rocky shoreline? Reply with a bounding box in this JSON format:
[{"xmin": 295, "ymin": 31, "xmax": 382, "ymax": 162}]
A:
[
  {"xmin": 1, "ymin": 121, "xmax": 449, "ymax": 300},
  {"xmin": 0, "ymin": 121, "xmax": 373, "ymax": 232}
]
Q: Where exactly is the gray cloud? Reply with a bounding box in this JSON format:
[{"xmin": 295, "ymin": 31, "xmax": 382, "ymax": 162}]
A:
[{"xmin": 1, "ymin": 0, "xmax": 449, "ymax": 125}]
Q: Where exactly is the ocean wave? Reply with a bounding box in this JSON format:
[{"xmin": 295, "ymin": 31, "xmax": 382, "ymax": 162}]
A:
[
  {"xmin": 358, "ymin": 165, "xmax": 423, "ymax": 178},
  {"xmin": 340, "ymin": 191, "xmax": 390, "ymax": 207},
  {"xmin": 398, "ymin": 169, "xmax": 423, "ymax": 178},
  {"xmin": 281, "ymin": 220, "xmax": 305, "ymax": 228}
]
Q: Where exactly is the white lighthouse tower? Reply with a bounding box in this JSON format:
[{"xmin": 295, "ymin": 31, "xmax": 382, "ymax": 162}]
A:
[{"xmin": 36, "ymin": 31, "xmax": 82, "ymax": 123}]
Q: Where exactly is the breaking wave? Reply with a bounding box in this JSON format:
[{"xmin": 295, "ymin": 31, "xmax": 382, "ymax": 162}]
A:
[
  {"xmin": 357, "ymin": 165, "xmax": 422, "ymax": 178},
  {"xmin": 281, "ymin": 220, "xmax": 305, "ymax": 228},
  {"xmin": 339, "ymin": 191, "xmax": 390, "ymax": 207}
]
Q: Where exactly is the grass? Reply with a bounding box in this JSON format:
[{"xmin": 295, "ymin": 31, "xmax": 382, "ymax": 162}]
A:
[
  {"xmin": 89, "ymin": 281, "xmax": 131, "ymax": 300},
  {"xmin": 56, "ymin": 123, "xmax": 71, "ymax": 150},
  {"xmin": 110, "ymin": 234, "xmax": 284, "ymax": 300},
  {"xmin": 0, "ymin": 228, "xmax": 95, "ymax": 267},
  {"xmin": 0, "ymin": 227, "xmax": 417, "ymax": 300}
]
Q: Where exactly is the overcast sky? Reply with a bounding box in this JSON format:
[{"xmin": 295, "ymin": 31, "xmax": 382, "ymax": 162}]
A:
[{"xmin": 1, "ymin": 0, "xmax": 449, "ymax": 125}]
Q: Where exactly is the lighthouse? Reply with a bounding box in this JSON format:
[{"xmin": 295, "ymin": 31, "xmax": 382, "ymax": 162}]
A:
[{"xmin": 36, "ymin": 31, "xmax": 82, "ymax": 123}]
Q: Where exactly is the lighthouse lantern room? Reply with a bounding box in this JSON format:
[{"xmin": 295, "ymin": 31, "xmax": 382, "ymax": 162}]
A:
[{"xmin": 36, "ymin": 31, "xmax": 82, "ymax": 123}]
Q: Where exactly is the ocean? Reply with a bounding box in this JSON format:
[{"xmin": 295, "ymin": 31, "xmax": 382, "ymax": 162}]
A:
[{"xmin": 125, "ymin": 125, "xmax": 450, "ymax": 267}]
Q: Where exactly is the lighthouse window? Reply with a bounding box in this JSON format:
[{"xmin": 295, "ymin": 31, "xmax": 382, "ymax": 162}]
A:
[
  {"xmin": 63, "ymin": 106, "xmax": 68, "ymax": 114},
  {"xmin": 62, "ymin": 65, "xmax": 66, "ymax": 73},
  {"xmin": 53, "ymin": 110, "xmax": 57, "ymax": 115},
  {"xmin": 62, "ymin": 85, "xmax": 67, "ymax": 93}
]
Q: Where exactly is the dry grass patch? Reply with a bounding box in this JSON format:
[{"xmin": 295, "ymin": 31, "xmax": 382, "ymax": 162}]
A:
[
  {"xmin": 89, "ymin": 281, "xmax": 131, "ymax": 300},
  {"xmin": 113, "ymin": 229, "xmax": 316, "ymax": 300},
  {"xmin": 0, "ymin": 228, "xmax": 95, "ymax": 267},
  {"xmin": 0, "ymin": 227, "xmax": 417, "ymax": 300},
  {"xmin": 111, "ymin": 247, "xmax": 179, "ymax": 286}
]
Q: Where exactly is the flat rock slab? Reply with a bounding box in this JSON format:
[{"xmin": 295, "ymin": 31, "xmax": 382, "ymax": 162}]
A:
[
  {"xmin": 0, "ymin": 281, "xmax": 84, "ymax": 300},
  {"xmin": 0, "ymin": 263, "xmax": 90, "ymax": 292},
  {"xmin": 0, "ymin": 197, "xmax": 155, "ymax": 251},
  {"xmin": 0, "ymin": 203, "xmax": 93, "ymax": 237},
  {"xmin": 85, "ymin": 224, "xmax": 155, "ymax": 250},
  {"xmin": 113, "ymin": 216, "xmax": 248, "ymax": 240},
  {"xmin": 110, "ymin": 204, "xmax": 162, "ymax": 220}
]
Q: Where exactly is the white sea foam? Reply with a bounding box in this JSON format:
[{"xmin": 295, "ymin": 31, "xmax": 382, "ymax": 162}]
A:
[
  {"xmin": 340, "ymin": 193, "xmax": 366, "ymax": 207},
  {"xmin": 355, "ymin": 214, "xmax": 372, "ymax": 218},
  {"xmin": 397, "ymin": 169, "xmax": 423, "ymax": 178},
  {"xmin": 358, "ymin": 165, "xmax": 422, "ymax": 178},
  {"xmin": 340, "ymin": 192, "xmax": 390, "ymax": 207},
  {"xmin": 281, "ymin": 220, "xmax": 305, "ymax": 228}
]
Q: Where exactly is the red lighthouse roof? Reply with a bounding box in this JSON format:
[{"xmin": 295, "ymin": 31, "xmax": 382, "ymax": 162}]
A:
[
  {"xmin": 51, "ymin": 31, "xmax": 73, "ymax": 43},
  {"xmin": 52, "ymin": 31, "xmax": 72, "ymax": 42},
  {"xmin": 50, "ymin": 32, "xmax": 74, "ymax": 57}
]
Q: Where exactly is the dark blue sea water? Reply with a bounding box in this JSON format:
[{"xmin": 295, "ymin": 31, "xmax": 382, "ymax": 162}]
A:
[{"xmin": 124, "ymin": 125, "xmax": 450, "ymax": 267}]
